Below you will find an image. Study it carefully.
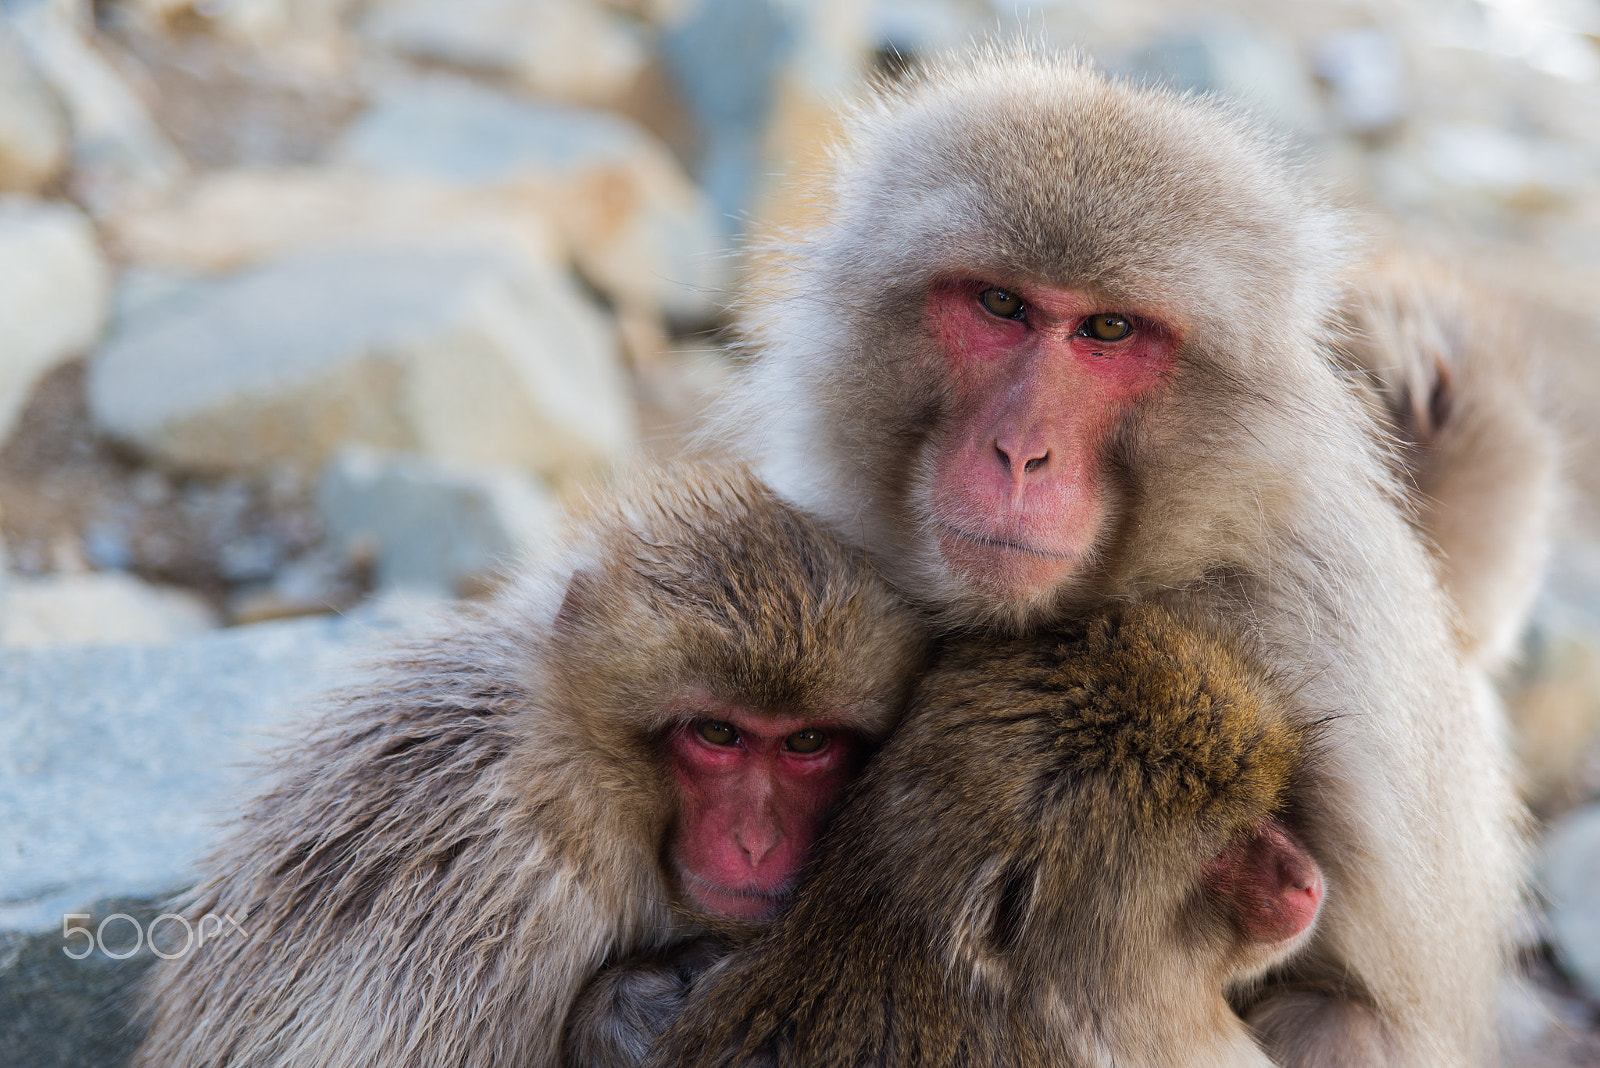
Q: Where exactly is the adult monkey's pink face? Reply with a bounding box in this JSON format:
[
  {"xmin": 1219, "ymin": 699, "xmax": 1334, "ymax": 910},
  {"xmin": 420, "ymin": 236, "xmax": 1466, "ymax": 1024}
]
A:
[{"xmin": 921, "ymin": 276, "xmax": 1178, "ymax": 603}]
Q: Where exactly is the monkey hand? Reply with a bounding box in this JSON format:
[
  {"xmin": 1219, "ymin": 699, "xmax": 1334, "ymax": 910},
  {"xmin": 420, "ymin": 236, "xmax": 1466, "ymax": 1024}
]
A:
[{"xmin": 563, "ymin": 937, "xmax": 728, "ymax": 1066}]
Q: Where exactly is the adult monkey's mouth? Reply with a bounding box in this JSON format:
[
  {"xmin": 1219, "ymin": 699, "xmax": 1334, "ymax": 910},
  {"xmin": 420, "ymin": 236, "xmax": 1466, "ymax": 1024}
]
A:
[{"xmin": 936, "ymin": 522, "xmax": 1077, "ymax": 560}]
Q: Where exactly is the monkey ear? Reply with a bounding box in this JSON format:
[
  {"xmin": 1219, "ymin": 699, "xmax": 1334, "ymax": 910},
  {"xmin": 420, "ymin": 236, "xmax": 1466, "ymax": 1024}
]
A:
[
  {"xmin": 1425, "ymin": 351, "xmax": 1454, "ymax": 437},
  {"xmin": 1204, "ymin": 822, "xmax": 1323, "ymax": 946},
  {"xmin": 554, "ymin": 568, "xmax": 602, "ymax": 634},
  {"xmin": 1401, "ymin": 349, "xmax": 1454, "ymax": 444}
]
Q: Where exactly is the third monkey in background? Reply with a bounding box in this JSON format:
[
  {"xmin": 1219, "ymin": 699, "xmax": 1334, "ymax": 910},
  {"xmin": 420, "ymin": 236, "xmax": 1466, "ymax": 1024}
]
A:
[
  {"xmin": 713, "ymin": 49, "xmax": 1533, "ymax": 1066},
  {"xmin": 1335, "ymin": 253, "xmax": 1559, "ymax": 674}
]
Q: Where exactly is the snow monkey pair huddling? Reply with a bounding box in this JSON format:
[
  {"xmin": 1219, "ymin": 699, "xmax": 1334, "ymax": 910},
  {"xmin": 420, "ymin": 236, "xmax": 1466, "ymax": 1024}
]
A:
[{"xmin": 136, "ymin": 50, "xmax": 1553, "ymax": 1068}]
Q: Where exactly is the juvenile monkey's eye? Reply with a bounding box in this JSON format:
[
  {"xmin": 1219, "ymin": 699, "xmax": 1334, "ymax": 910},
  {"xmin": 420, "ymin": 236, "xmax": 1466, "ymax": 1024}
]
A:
[
  {"xmin": 784, "ymin": 729, "xmax": 827, "ymax": 754},
  {"xmin": 1083, "ymin": 313, "xmax": 1132, "ymax": 341},
  {"xmin": 697, "ymin": 721, "xmax": 739, "ymax": 746},
  {"xmin": 979, "ymin": 287, "xmax": 1025, "ymax": 320}
]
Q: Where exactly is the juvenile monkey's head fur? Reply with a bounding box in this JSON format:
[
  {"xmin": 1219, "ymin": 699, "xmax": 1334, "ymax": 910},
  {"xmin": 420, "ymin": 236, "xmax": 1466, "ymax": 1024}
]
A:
[
  {"xmin": 934, "ymin": 601, "xmax": 1303, "ymax": 834},
  {"xmin": 879, "ymin": 602, "xmax": 1313, "ymax": 990},
  {"xmin": 504, "ymin": 459, "xmax": 927, "ymax": 884},
  {"xmin": 654, "ymin": 602, "xmax": 1315, "ymax": 1068},
  {"xmin": 537, "ymin": 461, "xmax": 923, "ymax": 755},
  {"xmin": 724, "ymin": 47, "xmax": 1364, "ymax": 631}
]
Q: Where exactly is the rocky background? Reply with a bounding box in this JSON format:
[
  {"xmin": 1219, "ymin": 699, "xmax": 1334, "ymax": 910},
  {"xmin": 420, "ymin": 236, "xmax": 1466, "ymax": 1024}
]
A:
[{"xmin": 0, "ymin": 0, "xmax": 1597, "ymax": 1064}]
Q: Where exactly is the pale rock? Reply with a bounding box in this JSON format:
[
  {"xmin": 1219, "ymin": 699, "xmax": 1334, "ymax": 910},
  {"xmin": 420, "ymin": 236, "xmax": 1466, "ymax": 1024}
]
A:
[
  {"xmin": 659, "ymin": 0, "xmax": 793, "ymax": 232},
  {"xmin": 0, "ymin": 571, "xmax": 218, "ymax": 647},
  {"xmin": 0, "ymin": 25, "xmax": 68, "ymax": 193},
  {"xmin": 738, "ymin": 0, "xmax": 873, "ymax": 243},
  {"xmin": 215, "ymin": 0, "xmax": 359, "ymax": 43},
  {"xmin": 107, "ymin": 168, "xmax": 563, "ymax": 275},
  {"xmin": 225, "ymin": 542, "xmax": 363, "ymax": 624},
  {"xmin": 870, "ymin": 0, "xmax": 975, "ymax": 53},
  {"xmin": 113, "ymin": 0, "xmax": 190, "ymax": 26},
  {"xmin": 0, "ymin": 598, "xmax": 419, "ymax": 1063},
  {"xmin": 1314, "ymin": 28, "xmax": 1408, "ymax": 133},
  {"xmin": 361, "ymin": 0, "xmax": 647, "ymax": 107},
  {"xmin": 121, "ymin": 0, "xmax": 360, "ymax": 50},
  {"xmin": 0, "ymin": 606, "xmax": 420, "ymax": 932},
  {"xmin": 605, "ymin": 0, "xmax": 691, "ymax": 23},
  {"xmin": 0, "ymin": 196, "xmax": 110, "ymax": 446},
  {"xmin": 1507, "ymin": 603, "xmax": 1600, "ymax": 813},
  {"xmin": 318, "ymin": 447, "xmax": 555, "ymax": 598},
  {"xmin": 1506, "ymin": 544, "xmax": 1600, "ymax": 812},
  {"xmin": 86, "ymin": 242, "xmax": 635, "ymax": 481},
  {"xmin": 1127, "ymin": 20, "xmax": 1323, "ymax": 134},
  {"xmin": 1543, "ymin": 803, "xmax": 1600, "ymax": 999},
  {"xmin": 7, "ymin": 0, "xmax": 185, "ymax": 215},
  {"xmin": 337, "ymin": 77, "xmax": 727, "ymax": 325},
  {"xmin": 1422, "ymin": 124, "xmax": 1592, "ymax": 199}
]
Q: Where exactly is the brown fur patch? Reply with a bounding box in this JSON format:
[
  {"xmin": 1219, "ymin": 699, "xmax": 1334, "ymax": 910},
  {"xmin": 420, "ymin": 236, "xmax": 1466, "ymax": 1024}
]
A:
[{"xmin": 652, "ymin": 603, "xmax": 1308, "ymax": 1068}]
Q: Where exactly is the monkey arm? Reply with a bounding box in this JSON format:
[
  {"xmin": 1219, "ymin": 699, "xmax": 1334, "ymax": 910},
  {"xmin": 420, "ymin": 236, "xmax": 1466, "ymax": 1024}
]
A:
[{"xmin": 134, "ymin": 619, "xmax": 686, "ymax": 1068}]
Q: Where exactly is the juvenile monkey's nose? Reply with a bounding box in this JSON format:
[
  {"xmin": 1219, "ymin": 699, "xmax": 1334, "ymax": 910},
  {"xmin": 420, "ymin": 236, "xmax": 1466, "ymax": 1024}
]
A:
[{"xmin": 735, "ymin": 822, "xmax": 782, "ymax": 867}]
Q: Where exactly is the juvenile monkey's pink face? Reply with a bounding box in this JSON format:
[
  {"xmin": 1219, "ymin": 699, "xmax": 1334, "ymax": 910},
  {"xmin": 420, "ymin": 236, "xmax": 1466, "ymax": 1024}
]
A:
[
  {"xmin": 666, "ymin": 706, "xmax": 867, "ymax": 920},
  {"xmin": 922, "ymin": 278, "xmax": 1177, "ymax": 602}
]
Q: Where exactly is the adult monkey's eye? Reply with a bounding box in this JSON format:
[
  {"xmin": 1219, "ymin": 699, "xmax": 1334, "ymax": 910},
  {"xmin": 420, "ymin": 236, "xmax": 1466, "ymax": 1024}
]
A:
[
  {"xmin": 1083, "ymin": 313, "xmax": 1132, "ymax": 341},
  {"xmin": 979, "ymin": 287, "xmax": 1025, "ymax": 320},
  {"xmin": 697, "ymin": 721, "xmax": 739, "ymax": 746},
  {"xmin": 784, "ymin": 729, "xmax": 827, "ymax": 754}
]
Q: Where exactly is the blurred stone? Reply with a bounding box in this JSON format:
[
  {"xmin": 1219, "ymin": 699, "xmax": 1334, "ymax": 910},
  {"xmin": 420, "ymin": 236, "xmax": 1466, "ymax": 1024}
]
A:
[
  {"xmin": 0, "ymin": 26, "xmax": 69, "ymax": 193},
  {"xmin": 1422, "ymin": 124, "xmax": 1591, "ymax": 200},
  {"xmin": 0, "ymin": 895, "xmax": 160, "ymax": 1068},
  {"xmin": 1506, "ymin": 542, "xmax": 1600, "ymax": 813},
  {"xmin": 7, "ymin": 0, "xmax": 185, "ymax": 215},
  {"xmin": 224, "ymin": 542, "xmax": 363, "ymax": 623},
  {"xmin": 1501, "ymin": 975, "xmax": 1563, "ymax": 1060},
  {"xmin": 361, "ymin": 0, "xmax": 647, "ymax": 107},
  {"xmin": 740, "ymin": 0, "xmax": 870, "ymax": 245},
  {"xmin": 635, "ymin": 338, "xmax": 733, "ymax": 456},
  {"xmin": 659, "ymin": 0, "xmax": 792, "ymax": 233},
  {"xmin": 1501, "ymin": 962, "xmax": 1600, "ymax": 1068},
  {"xmin": 1126, "ymin": 21, "xmax": 1322, "ymax": 134},
  {"xmin": 1543, "ymin": 803, "xmax": 1600, "ymax": 999},
  {"xmin": 1314, "ymin": 28, "xmax": 1407, "ymax": 133},
  {"xmin": 1507, "ymin": 607, "xmax": 1600, "ymax": 814},
  {"xmin": 337, "ymin": 77, "xmax": 727, "ymax": 325},
  {"xmin": 0, "ymin": 607, "xmax": 418, "ymax": 932},
  {"xmin": 86, "ymin": 242, "xmax": 635, "ymax": 481},
  {"xmin": 604, "ymin": 0, "xmax": 690, "ymax": 22},
  {"xmin": 107, "ymin": 168, "xmax": 562, "ymax": 275},
  {"xmin": 0, "ymin": 570, "xmax": 218, "ymax": 647},
  {"xmin": 870, "ymin": 0, "xmax": 975, "ymax": 54},
  {"xmin": 0, "ymin": 196, "xmax": 110, "ymax": 448},
  {"xmin": 338, "ymin": 75, "xmax": 636, "ymax": 180},
  {"xmin": 106, "ymin": 20, "xmax": 364, "ymax": 171},
  {"xmin": 318, "ymin": 447, "xmax": 554, "ymax": 598},
  {"xmin": 123, "ymin": 0, "xmax": 359, "ymax": 54},
  {"xmin": 116, "ymin": 0, "xmax": 190, "ymax": 25}
]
